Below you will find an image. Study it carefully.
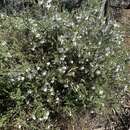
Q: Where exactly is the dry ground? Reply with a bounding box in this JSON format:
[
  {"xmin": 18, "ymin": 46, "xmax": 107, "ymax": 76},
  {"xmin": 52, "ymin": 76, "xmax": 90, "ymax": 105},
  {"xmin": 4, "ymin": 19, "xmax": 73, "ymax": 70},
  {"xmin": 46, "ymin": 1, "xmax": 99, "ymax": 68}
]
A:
[{"xmin": 122, "ymin": 9, "xmax": 130, "ymax": 49}]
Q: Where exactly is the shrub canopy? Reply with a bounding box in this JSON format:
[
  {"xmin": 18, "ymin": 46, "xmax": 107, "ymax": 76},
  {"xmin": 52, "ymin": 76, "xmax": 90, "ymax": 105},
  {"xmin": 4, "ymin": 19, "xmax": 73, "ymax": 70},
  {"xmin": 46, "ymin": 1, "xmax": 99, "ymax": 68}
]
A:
[{"xmin": 0, "ymin": 0, "xmax": 129, "ymax": 130}]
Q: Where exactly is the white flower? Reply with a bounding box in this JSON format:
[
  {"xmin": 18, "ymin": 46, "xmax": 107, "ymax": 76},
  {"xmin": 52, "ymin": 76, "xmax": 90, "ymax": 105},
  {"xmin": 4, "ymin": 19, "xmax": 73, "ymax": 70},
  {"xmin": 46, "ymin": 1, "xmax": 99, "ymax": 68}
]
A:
[
  {"xmin": 43, "ymin": 87, "xmax": 47, "ymax": 92},
  {"xmin": 80, "ymin": 66, "xmax": 85, "ymax": 70},
  {"xmin": 33, "ymin": 23, "xmax": 37, "ymax": 27},
  {"xmin": 40, "ymin": 39, "xmax": 45, "ymax": 44},
  {"xmin": 47, "ymin": 62, "xmax": 50, "ymax": 66},
  {"xmin": 47, "ymin": 125, "xmax": 51, "ymax": 129},
  {"xmin": 96, "ymin": 70, "xmax": 101, "ymax": 75},
  {"xmin": 60, "ymin": 57, "xmax": 65, "ymax": 61},
  {"xmin": 51, "ymin": 79, "xmax": 55, "ymax": 83},
  {"xmin": 58, "ymin": 66, "xmax": 66, "ymax": 73},
  {"xmin": 31, "ymin": 47, "xmax": 35, "ymax": 51},
  {"xmin": 27, "ymin": 74, "xmax": 32, "ymax": 80},
  {"xmin": 42, "ymin": 71, "xmax": 47, "ymax": 76},
  {"xmin": 98, "ymin": 41, "xmax": 101, "ymax": 45},
  {"xmin": 114, "ymin": 23, "xmax": 120, "ymax": 28},
  {"xmin": 105, "ymin": 47, "xmax": 110, "ymax": 52},
  {"xmin": 38, "ymin": 0, "xmax": 44, "ymax": 5},
  {"xmin": 69, "ymin": 111, "xmax": 72, "ymax": 116},
  {"xmin": 89, "ymin": 42, "xmax": 92, "ymax": 45},
  {"xmin": 39, "ymin": 118, "xmax": 44, "ymax": 121},
  {"xmin": 26, "ymin": 68, "xmax": 31, "ymax": 72},
  {"xmin": 56, "ymin": 97, "xmax": 60, "ymax": 103},
  {"xmin": 18, "ymin": 124, "xmax": 21, "ymax": 129},
  {"xmin": 46, "ymin": 3, "xmax": 51, "ymax": 9},
  {"xmin": 88, "ymin": 52, "xmax": 91, "ymax": 55},
  {"xmin": 29, "ymin": 18, "xmax": 35, "ymax": 24},
  {"xmin": 36, "ymin": 33, "xmax": 41, "ymax": 38},
  {"xmin": 7, "ymin": 52, "xmax": 12, "ymax": 58},
  {"xmin": 58, "ymin": 35, "xmax": 64, "ymax": 44},
  {"xmin": 118, "ymin": 41, "xmax": 121, "ymax": 45},
  {"xmin": 62, "ymin": 66, "xmax": 67, "ymax": 70},
  {"xmin": 48, "ymin": 0, "xmax": 52, "ymax": 4},
  {"xmin": 21, "ymin": 76, "xmax": 25, "ymax": 81},
  {"xmin": 17, "ymin": 76, "xmax": 21, "ymax": 81},
  {"xmin": 116, "ymin": 65, "xmax": 120, "ymax": 72},
  {"xmin": 50, "ymin": 88, "xmax": 54, "ymax": 95},
  {"xmin": 124, "ymin": 85, "xmax": 128, "ymax": 91},
  {"xmin": 64, "ymin": 84, "xmax": 69, "ymax": 88},
  {"xmin": 55, "ymin": 14, "xmax": 62, "ymax": 21},
  {"xmin": 0, "ymin": 14, "xmax": 4, "ymax": 18},
  {"xmin": 1, "ymin": 41, "xmax": 6, "ymax": 46},
  {"xmin": 79, "ymin": 95, "xmax": 82, "ymax": 98},
  {"xmin": 99, "ymin": 90, "xmax": 103, "ymax": 95},
  {"xmin": 105, "ymin": 52, "xmax": 109, "ymax": 56},
  {"xmin": 10, "ymin": 78, "xmax": 15, "ymax": 82},
  {"xmin": 26, "ymin": 101, "xmax": 29, "ymax": 105},
  {"xmin": 70, "ymin": 60, "xmax": 74, "ymax": 64},
  {"xmin": 50, "ymin": 88, "xmax": 53, "ymax": 92},
  {"xmin": 73, "ymin": 41, "xmax": 77, "ymax": 46},
  {"xmin": 27, "ymin": 90, "xmax": 32, "ymax": 94},
  {"xmin": 58, "ymin": 48, "xmax": 64, "ymax": 53},
  {"xmin": 86, "ymin": 59, "xmax": 89, "ymax": 62},
  {"xmin": 65, "ymin": 48, "xmax": 69, "ymax": 51},
  {"xmin": 44, "ymin": 111, "xmax": 50, "ymax": 120},
  {"xmin": 85, "ymin": 16, "xmax": 89, "ymax": 20},
  {"xmin": 101, "ymin": 103, "xmax": 105, "ymax": 107},
  {"xmin": 36, "ymin": 66, "xmax": 40, "ymax": 70},
  {"xmin": 90, "ymin": 110, "xmax": 94, "ymax": 114},
  {"xmin": 32, "ymin": 114, "xmax": 36, "ymax": 120},
  {"xmin": 31, "ymin": 28, "xmax": 37, "ymax": 33},
  {"xmin": 92, "ymin": 86, "xmax": 95, "ymax": 90}
]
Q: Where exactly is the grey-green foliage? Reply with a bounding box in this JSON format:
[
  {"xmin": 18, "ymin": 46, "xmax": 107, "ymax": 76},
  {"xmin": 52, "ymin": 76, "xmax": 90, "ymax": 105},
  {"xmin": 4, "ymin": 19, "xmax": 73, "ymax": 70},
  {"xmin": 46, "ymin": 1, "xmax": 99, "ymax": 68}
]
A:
[{"xmin": 0, "ymin": 1, "xmax": 129, "ymax": 130}]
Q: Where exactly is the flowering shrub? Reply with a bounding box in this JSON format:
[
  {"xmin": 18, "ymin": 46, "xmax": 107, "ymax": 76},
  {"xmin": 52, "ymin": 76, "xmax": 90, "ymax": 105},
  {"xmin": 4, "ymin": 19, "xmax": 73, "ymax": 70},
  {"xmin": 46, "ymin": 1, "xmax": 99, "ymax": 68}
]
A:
[{"xmin": 0, "ymin": 1, "xmax": 129, "ymax": 130}]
